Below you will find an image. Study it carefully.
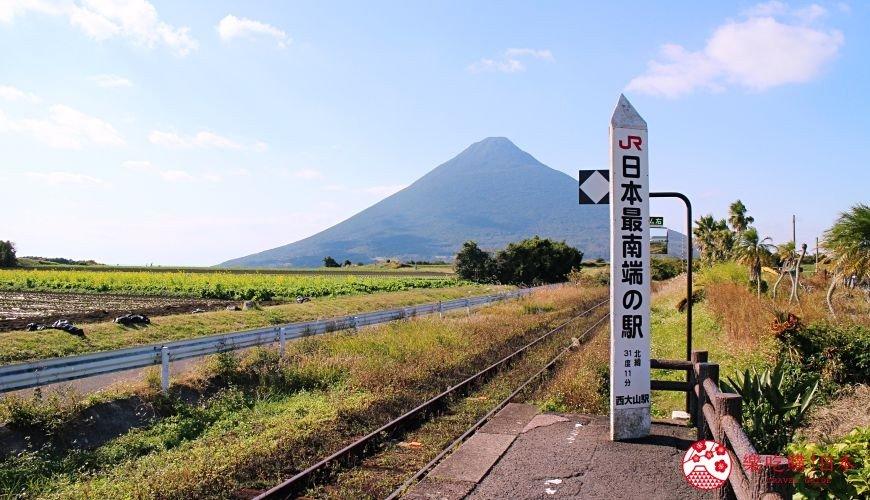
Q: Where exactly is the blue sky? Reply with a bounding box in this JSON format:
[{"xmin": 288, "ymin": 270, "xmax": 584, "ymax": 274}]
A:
[{"xmin": 0, "ymin": 1, "xmax": 866, "ymax": 265}]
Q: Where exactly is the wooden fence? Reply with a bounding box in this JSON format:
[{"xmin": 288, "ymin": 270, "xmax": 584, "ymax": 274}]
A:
[{"xmin": 651, "ymin": 351, "xmax": 794, "ymax": 500}]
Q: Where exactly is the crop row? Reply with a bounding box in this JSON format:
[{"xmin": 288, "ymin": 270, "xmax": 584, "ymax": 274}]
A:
[{"xmin": 0, "ymin": 269, "xmax": 462, "ymax": 301}]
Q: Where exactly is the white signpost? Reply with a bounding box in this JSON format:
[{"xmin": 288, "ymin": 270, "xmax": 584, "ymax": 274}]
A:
[{"xmin": 609, "ymin": 95, "xmax": 651, "ymax": 440}]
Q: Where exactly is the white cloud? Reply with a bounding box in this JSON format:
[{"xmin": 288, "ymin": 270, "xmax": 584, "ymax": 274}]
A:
[
  {"xmin": 217, "ymin": 14, "xmax": 290, "ymax": 48},
  {"xmin": 0, "ymin": 104, "xmax": 124, "ymax": 149},
  {"xmin": 91, "ymin": 74, "xmax": 132, "ymax": 88},
  {"xmin": 0, "ymin": 0, "xmax": 198, "ymax": 56},
  {"xmin": 0, "ymin": 85, "xmax": 41, "ymax": 102},
  {"xmin": 121, "ymin": 159, "xmax": 153, "ymax": 171},
  {"xmin": 293, "ymin": 168, "xmax": 323, "ymax": 180},
  {"xmin": 147, "ymin": 130, "xmax": 187, "ymax": 148},
  {"xmin": 148, "ymin": 129, "xmax": 259, "ymax": 151},
  {"xmin": 192, "ymin": 131, "xmax": 241, "ymax": 150},
  {"xmin": 23, "ymin": 171, "xmax": 107, "ymax": 186},
  {"xmin": 121, "ymin": 160, "xmax": 193, "ymax": 182},
  {"xmin": 159, "ymin": 169, "xmax": 194, "ymax": 182},
  {"xmin": 469, "ymin": 48, "xmax": 554, "ymax": 73},
  {"xmin": 627, "ymin": 2, "xmax": 843, "ymax": 98},
  {"xmin": 123, "ymin": 160, "xmax": 249, "ymax": 183}
]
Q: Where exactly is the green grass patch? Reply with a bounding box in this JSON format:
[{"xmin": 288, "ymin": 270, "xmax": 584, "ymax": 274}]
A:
[
  {"xmin": 650, "ymin": 281, "xmax": 775, "ymax": 418},
  {"xmin": 0, "ymin": 268, "xmax": 461, "ymax": 301},
  {"xmin": 0, "ymin": 285, "xmax": 498, "ymax": 364},
  {"xmin": 0, "ymin": 286, "xmax": 606, "ymax": 498}
]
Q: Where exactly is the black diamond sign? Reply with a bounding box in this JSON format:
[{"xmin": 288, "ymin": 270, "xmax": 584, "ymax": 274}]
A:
[{"xmin": 578, "ymin": 169, "xmax": 610, "ymax": 205}]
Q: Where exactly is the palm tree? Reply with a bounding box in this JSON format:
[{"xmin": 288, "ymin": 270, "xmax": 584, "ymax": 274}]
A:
[
  {"xmin": 728, "ymin": 200, "xmax": 755, "ymax": 235},
  {"xmin": 823, "ymin": 204, "xmax": 870, "ymax": 315},
  {"xmin": 694, "ymin": 215, "xmax": 731, "ymax": 265},
  {"xmin": 735, "ymin": 227, "xmax": 775, "ymax": 297},
  {"xmin": 712, "ymin": 227, "xmax": 735, "ymax": 261}
]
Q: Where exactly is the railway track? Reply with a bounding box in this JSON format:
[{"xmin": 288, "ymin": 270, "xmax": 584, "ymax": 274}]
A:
[{"xmin": 255, "ymin": 299, "xmax": 610, "ymax": 499}]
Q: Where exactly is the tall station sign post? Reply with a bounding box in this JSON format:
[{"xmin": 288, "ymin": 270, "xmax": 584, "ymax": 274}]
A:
[
  {"xmin": 580, "ymin": 96, "xmax": 694, "ymax": 441},
  {"xmin": 578, "ymin": 95, "xmax": 654, "ymax": 440},
  {"xmin": 609, "ymin": 95, "xmax": 651, "ymax": 440}
]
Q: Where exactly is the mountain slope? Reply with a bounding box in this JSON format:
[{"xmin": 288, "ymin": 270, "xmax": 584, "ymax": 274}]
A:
[{"xmin": 220, "ymin": 137, "xmax": 609, "ymax": 267}]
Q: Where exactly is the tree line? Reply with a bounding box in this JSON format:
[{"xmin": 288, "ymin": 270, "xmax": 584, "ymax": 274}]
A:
[{"xmin": 454, "ymin": 236, "xmax": 583, "ymax": 285}]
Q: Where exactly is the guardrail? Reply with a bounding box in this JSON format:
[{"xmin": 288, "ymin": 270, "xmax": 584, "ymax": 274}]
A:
[
  {"xmin": 0, "ymin": 286, "xmax": 550, "ymax": 394},
  {"xmin": 651, "ymin": 351, "xmax": 793, "ymax": 499}
]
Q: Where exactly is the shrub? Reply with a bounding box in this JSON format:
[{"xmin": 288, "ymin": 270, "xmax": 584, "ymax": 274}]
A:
[
  {"xmin": 455, "ymin": 237, "xmax": 583, "ymax": 285},
  {"xmin": 787, "ymin": 427, "xmax": 870, "ymax": 499},
  {"xmin": 722, "ymin": 359, "xmax": 819, "ymax": 454},
  {"xmin": 778, "ymin": 323, "xmax": 870, "ymax": 386},
  {"xmin": 493, "ymin": 236, "xmax": 583, "ymax": 285},
  {"xmin": 651, "ymin": 257, "xmax": 683, "ymax": 281},
  {"xmin": 568, "ymin": 268, "xmax": 609, "ymax": 287},
  {"xmin": 0, "ymin": 240, "xmax": 16, "ymax": 268},
  {"xmin": 454, "ymin": 241, "xmax": 494, "ymax": 282},
  {"xmin": 698, "ymin": 261, "xmax": 749, "ymax": 286}
]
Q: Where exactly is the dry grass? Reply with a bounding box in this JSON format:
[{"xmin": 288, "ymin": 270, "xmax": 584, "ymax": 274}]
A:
[
  {"xmin": 704, "ymin": 283, "xmax": 772, "ymax": 343},
  {"xmin": 307, "ymin": 306, "xmax": 608, "ymax": 498},
  {"xmin": 703, "ymin": 264, "xmax": 868, "ymax": 344},
  {"xmin": 531, "ymin": 318, "xmax": 609, "ymax": 414},
  {"xmin": 0, "ymin": 284, "xmax": 606, "ymax": 498},
  {"xmin": 797, "ymin": 384, "xmax": 870, "ymax": 443},
  {"xmin": 770, "ymin": 272, "xmax": 870, "ymax": 328}
]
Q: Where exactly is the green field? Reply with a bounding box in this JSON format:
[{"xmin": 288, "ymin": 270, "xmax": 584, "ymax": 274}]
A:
[
  {"xmin": 14, "ymin": 260, "xmax": 455, "ymax": 276},
  {"xmin": 0, "ymin": 268, "xmax": 461, "ymax": 301}
]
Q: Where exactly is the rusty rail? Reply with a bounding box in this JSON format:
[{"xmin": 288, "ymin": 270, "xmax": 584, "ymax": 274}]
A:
[
  {"xmin": 651, "ymin": 351, "xmax": 793, "ymax": 500},
  {"xmin": 255, "ymin": 300, "xmax": 610, "ymax": 499}
]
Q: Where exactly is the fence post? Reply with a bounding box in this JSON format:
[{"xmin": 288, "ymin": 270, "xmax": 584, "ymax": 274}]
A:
[
  {"xmin": 438, "ymin": 301, "xmax": 443, "ymax": 319},
  {"xmin": 465, "ymin": 298, "xmax": 471, "ymax": 316},
  {"xmin": 278, "ymin": 327, "xmax": 286, "ymax": 356},
  {"xmin": 714, "ymin": 393, "xmax": 742, "ymax": 500},
  {"xmin": 752, "ymin": 455, "xmax": 794, "ymax": 499},
  {"xmin": 695, "ymin": 361, "xmax": 715, "ymax": 439},
  {"xmin": 160, "ymin": 346, "xmax": 170, "ymax": 394},
  {"xmin": 689, "ymin": 350, "xmax": 708, "ymax": 423}
]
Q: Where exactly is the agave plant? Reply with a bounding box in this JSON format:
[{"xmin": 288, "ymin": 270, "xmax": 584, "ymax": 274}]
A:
[{"xmin": 722, "ymin": 359, "xmax": 819, "ymax": 453}]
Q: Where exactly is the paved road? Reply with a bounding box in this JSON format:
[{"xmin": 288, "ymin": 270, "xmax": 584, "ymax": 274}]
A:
[{"xmin": 408, "ymin": 404, "xmax": 711, "ymax": 499}]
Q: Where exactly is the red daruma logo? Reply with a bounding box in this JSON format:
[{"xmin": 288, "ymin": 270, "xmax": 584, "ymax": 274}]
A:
[{"xmin": 682, "ymin": 440, "xmax": 732, "ymax": 490}]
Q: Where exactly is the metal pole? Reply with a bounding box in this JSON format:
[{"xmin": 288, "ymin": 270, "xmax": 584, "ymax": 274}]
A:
[
  {"xmin": 160, "ymin": 346, "xmax": 170, "ymax": 394},
  {"xmin": 279, "ymin": 327, "xmax": 286, "ymax": 356},
  {"xmin": 815, "ymin": 236, "xmax": 819, "ymax": 274},
  {"xmin": 650, "ymin": 192, "xmax": 693, "ymax": 414},
  {"xmin": 650, "ymin": 192, "xmax": 692, "ymax": 359},
  {"xmin": 792, "ymin": 214, "xmax": 796, "ymax": 251}
]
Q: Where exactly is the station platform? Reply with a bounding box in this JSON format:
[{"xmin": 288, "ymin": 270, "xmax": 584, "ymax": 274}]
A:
[{"xmin": 406, "ymin": 403, "xmax": 710, "ymax": 499}]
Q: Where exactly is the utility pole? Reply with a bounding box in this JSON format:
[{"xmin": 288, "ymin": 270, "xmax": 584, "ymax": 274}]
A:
[
  {"xmin": 793, "ymin": 214, "xmax": 797, "ymax": 276},
  {"xmin": 815, "ymin": 236, "xmax": 819, "ymax": 274},
  {"xmin": 792, "ymin": 214, "xmax": 796, "ymax": 251}
]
